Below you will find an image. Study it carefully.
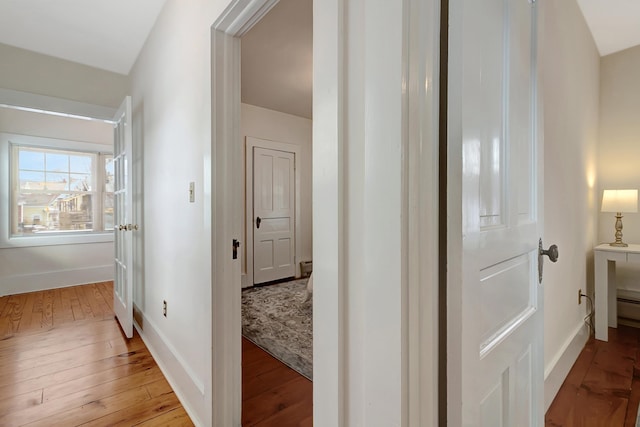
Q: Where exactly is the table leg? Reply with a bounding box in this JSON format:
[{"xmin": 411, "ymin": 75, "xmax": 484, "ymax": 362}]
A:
[
  {"xmin": 595, "ymin": 252, "xmax": 609, "ymax": 341},
  {"xmin": 607, "ymin": 259, "xmax": 617, "ymax": 329}
]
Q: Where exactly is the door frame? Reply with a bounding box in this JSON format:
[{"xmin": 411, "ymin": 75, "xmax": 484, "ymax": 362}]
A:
[
  {"xmin": 210, "ymin": 1, "xmax": 279, "ymax": 425},
  {"xmin": 245, "ymin": 136, "xmax": 302, "ymax": 287},
  {"xmin": 211, "ymin": 0, "xmax": 440, "ymax": 425}
]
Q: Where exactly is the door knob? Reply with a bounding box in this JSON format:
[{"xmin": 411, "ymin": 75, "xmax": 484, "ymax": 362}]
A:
[
  {"xmin": 538, "ymin": 238, "xmax": 559, "ymax": 283},
  {"xmin": 256, "ymin": 217, "xmax": 262, "ymax": 228},
  {"xmin": 540, "ymin": 244, "xmax": 559, "ymax": 262}
]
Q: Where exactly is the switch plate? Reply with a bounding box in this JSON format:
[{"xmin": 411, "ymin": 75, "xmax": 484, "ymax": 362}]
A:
[{"xmin": 189, "ymin": 182, "xmax": 195, "ymax": 203}]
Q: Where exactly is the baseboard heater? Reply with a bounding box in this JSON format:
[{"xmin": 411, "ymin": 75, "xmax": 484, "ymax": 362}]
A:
[
  {"xmin": 300, "ymin": 260, "xmax": 312, "ymax": 278},
  {"xmin": 618, "ymin": 297, "xmax": 640, "ymax": 323}
]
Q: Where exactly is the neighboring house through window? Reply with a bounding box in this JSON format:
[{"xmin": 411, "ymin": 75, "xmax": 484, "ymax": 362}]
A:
[{"xmin": 0, "ymin": 132, "xmax": 114, "ymax": 248}]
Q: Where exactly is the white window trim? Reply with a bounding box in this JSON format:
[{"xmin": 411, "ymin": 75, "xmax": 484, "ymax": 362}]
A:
[{"xmin": 0, "ymin": 132, "xmax": 114, "ymax": 248}]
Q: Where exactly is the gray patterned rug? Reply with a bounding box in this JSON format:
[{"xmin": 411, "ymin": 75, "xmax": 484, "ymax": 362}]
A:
[{"xmin": 242, "ymin": 278, "xmax": 312, "ymax": 379}]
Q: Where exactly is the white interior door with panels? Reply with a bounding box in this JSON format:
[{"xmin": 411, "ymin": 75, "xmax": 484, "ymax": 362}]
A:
[
  {"xmin": 113, "ymin": 96, "xmax": 134, "ymax": 338},
  {"xmin": 450, "ymin": 0, "xmax": 554, "ymax": 424},
  {"xmin": 252, "ymin": 145, "xmax": 295, "ymax": 284}
]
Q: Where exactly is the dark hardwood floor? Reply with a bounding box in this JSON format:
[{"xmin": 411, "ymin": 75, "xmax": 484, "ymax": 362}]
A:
[
  {"xmin": 0, "ymin": 282, "xmax": 193, "ymax": 426},
  {"xmin": 546, "ymin": 325, "xmax": 640, "ymax": 426},
  {"xmin": 242, "ymin": 338, "xmax": 313, "ymax": 426}
]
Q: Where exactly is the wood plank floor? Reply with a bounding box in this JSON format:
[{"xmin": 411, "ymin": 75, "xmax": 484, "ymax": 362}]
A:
[
  {"xmin": 19, "ymin": 282, "xmax": 637, "ymax": 425},
  {"xmin": 242, "ymin": 338, "xmax": 312, "ymax": 426},
  {"xmin": 1, "ymin": 282, "xmax": 312, "ymax": 426},
  {"xmin": 0, "ymin": 282, "xmax": 193, "ymax": 426},
  {"xmin": 546, "ymin": 325, "xmax": 640, "ymax": 426}
]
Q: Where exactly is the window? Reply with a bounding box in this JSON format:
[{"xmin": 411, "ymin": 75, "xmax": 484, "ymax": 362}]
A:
[
  {"xmin": 0, "ymin": 132, "xmax": 114, "ymax": 247},
  {"xmin": 11, "ymin": 145, "xmax": 113, "ymax": 236}
]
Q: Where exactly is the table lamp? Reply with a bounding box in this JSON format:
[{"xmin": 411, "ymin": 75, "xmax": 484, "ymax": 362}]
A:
[{"xmin": 601, "ymin": 189, "xmax": 638, "ymax": 247}]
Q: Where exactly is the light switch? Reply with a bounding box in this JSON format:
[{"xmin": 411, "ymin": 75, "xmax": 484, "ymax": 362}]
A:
[{"xmin": 189, "ymin": 182, "xmax": 195, "ymax": 203}]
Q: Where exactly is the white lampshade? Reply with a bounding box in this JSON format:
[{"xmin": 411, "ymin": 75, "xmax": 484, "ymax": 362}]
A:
[{"xmin": 602, "ymin": 189, "xmax": 639, "ymax": 213}]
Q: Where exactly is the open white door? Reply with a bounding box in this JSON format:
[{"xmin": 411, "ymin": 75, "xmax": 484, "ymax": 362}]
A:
[
  {"xmin": 113, "ymin": 96, "xmax": 134, "ymax": 338},
  {"xmin": 452, "ymin": 0, "xmax": 550, "ymax": 424},
  {"xmin": 253, "ymin": 146, "xmax": 295, "ymax": 284}
]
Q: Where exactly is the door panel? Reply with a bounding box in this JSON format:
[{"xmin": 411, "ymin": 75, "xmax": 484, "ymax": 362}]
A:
[
  {"xmin": 466, "ymin": 0, "xmax": 506, "ymax": 230},
  {"xmin": 480, "ymin": 374, "xmax": 507, "ymax": 427},
  {"xmin": 516, "ymin": 347, "xmax": 533, "ymax": 426},
  {"xmin": 460, "ymin": 0, "xmax": 541, "ymax": 424},
  {"xmin": 113, "ymin": 96, "xmax": 133, "ymax": 338},
  {"xmin": 509, "ymin": 0, "xmax": 534, "ymax": 223},
  {"xmin": 275, "ymin": 237, "xmax": 293, "ymax": 267},
  {"xmin": 479, "ymin": 254, "xmax": 534, "ymax": 353},
  {"xmin": 253, "ymin": 147, "xmax": 295, "ymax": 284}
]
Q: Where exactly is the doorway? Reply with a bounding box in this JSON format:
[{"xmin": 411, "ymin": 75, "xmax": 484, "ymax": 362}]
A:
[
  {"xmin": 211, "ymin": 0, "xmax": 312, "ymax": 425},
  {"xmin": 239, "ymin": 0, "xmax": 313, "ymax": 422},
  {"xmin": 211, "ymin": 0, "xmax": 440, "ymax": 424}
]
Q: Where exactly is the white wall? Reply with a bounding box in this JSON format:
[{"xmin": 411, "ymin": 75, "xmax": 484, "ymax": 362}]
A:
[
  {"xmin": 0, "ymin": 43, "xmax": 128, "ymax": 108},
  {"xmin": 541, "ymin": 0, "xmax": 600, "ymax": 409},
  {"xmin": 598, "ymin": 46, "xmax": 640, "ymax": 295},
  {"xmin": 127, "ymin": 0, "xmax": 233, "ymax": 425},
  {"xmin": 0, "ymin": 105, "xmax": 115, "ymax": 296},
  {"xmin": 240, "ymin": 103, "xmax": 312, "ymax": 283}
]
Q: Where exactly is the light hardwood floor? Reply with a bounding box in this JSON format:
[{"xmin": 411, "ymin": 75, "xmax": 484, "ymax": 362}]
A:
[{"xmin": 0, "ymin": 282, "xmax": 193, "ymax": 426}]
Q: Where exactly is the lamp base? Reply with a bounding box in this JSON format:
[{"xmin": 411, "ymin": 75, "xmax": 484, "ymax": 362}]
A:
[
  {"xmin": 610, "ymin": 212, "xmax": 628, "ymax": 247},
  {"xmin": 609, "ymin": 242, "xmax": 629, "ymax": 247}
]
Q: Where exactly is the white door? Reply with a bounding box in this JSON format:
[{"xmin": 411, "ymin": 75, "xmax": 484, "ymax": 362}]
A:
[
  {"xmin": 458, "ymin": 0, "xmax": 545, "ymax": 424},
  {"xmin": 113, "ymin": 96, "xmax": 134, "ymax": 338},
  {"xmin": 253, "ymin": 147, "xmax": 295, "ymax": 284}
]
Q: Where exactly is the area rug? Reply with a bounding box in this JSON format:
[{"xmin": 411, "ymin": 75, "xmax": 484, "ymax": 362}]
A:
[{"xmin": 242, "ymin": 278, "xmax": 312, "ymax": 379}]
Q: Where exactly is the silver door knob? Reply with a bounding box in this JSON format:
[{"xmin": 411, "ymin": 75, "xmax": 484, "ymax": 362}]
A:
[{"xmin": 540, "ymin": 244, "xmax": 559, "ymax": 262}]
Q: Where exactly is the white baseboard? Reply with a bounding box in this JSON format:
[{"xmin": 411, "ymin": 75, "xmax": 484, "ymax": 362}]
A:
[
  {"xmin": 0, "ymin": 264, "xmax": 113, "ymax": 296},
  {"xmin": 544, "ymin": 322, "xmax": 589, "ymax": 411},
  {"xmin": 241, "ymin": 273, "xmax": 250, "ymax": 288},
  {"xmin": 133, "ymin": 309, "xmax": 208, "ymax": 426}
]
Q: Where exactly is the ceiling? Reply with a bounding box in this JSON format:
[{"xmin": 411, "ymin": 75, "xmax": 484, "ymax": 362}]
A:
[
  {"xmin": 241, "ymin": 0, "xmax": 312, "ymax": 119},
  {"xmin": 576, "ymin": 0, "xmax": 640, "ymax": 56},
  {"xmin": 0, "ymin": 0, "xmax": 167, "ymax": 75},
  {"xmin": 0, "ymin": 0, "xmax": 637, "ymax": 118}
]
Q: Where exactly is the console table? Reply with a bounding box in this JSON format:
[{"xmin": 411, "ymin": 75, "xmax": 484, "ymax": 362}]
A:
[{"xmin": 594, "ymin": 243, "xmax": 640, "ymax": 341}]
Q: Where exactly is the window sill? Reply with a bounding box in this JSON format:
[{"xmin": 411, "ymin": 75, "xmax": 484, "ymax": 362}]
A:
[{"xmin": 0, "ymin": 231, "xmax": 114, "ymax": 249}]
